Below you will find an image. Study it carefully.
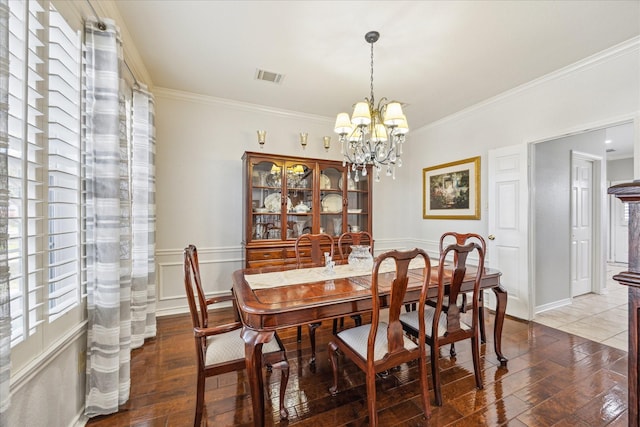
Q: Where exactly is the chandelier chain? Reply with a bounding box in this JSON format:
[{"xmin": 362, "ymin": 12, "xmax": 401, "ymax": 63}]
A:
[{"xmin": 370, "ymin": 41, "xmax": 375, "ymax": 106}]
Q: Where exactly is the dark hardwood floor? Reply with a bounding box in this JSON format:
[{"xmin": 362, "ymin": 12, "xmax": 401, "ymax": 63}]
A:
[{"xmin": 86, "ymin": 308, "xmax": 629, "ymax": 426}]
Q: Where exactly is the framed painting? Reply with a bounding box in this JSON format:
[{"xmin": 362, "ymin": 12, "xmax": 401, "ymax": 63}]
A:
[{"xmin": 423, "ymin": 156, "xmax": 480, "ymax": 219}]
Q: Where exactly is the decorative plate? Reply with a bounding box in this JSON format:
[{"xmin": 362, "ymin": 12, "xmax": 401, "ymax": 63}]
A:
[
  {"xmin": 321, "ymin": 194, "xmax": 342, "ymax": 213},
  {"xmin": 338, "ymin": 176, "xmax": 356, "ymax": 191},
  {"xmin": 264, "ymin": 193, "xmax": 292, "ymax": 213},
  {"xmin": 347, "ymin": 208, "xmax": 362, "ymax": 214},
  {"xmin": 320, "ymin": 173, "xmax": 331, "ymax": 190}
]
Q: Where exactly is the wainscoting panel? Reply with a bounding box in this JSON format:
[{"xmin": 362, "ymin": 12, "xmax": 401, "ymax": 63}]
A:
[{"xmin": 156, "ymin": 246, "xmax": 244, "ymax": 316}]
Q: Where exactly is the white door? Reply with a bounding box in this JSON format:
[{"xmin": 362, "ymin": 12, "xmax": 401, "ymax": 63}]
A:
[
  {"xmin": 610, "ymin": 180, "xmax": 629, "ymax": 263},
  {"xmin": 570, "ymin": 155, "xmax": 593, "ymax": 296},
  {"xmin": 487, "ymin": 144, "xmax": 531, "ymax": 320}
]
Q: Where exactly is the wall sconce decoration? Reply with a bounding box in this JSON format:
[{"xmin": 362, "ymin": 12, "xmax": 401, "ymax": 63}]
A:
[
  {"xmin": 257, "ymin": 130, "xmax": 266, "ymax": 148},
  {"xmin": 323, "ymin": 136, "xmax": 331, "ymax": 151},
  {"xmin": 299, "ymin": 132, "xmax": 308, "ymax": 149}
]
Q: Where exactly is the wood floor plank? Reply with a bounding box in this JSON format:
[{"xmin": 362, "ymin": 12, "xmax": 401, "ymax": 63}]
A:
[{"xmin": 85, "ymin": 310, "xmax": 629, "ymax": 426}]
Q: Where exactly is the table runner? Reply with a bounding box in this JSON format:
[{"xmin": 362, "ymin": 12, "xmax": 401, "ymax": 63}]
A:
[{"xmin": 245, "ymin": 257, "xmax": 429, "ymax": 290}]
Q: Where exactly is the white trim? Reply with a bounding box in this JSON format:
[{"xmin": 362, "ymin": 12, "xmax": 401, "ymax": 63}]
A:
[
  {"xmin": 535, "ymin": 298, "xmax": 572, "ymax": 314},
  {"xmin": 526, "ymin": 114, "xmax": 638, "ymax": 146},
  {"xmin": 156, "ymin": 295, "xmax": 233, "ymax": 318},
  {"xmin": 156, "ymin": 245, "xmax": 244, "ymax": 257},
  {"xmin": 157, "ymin": 257, "xmax": 243, "ymax": 302},
  {"xmin": 10, "ymin": 321, "xmax": 87, "ymax": 392},
  {"xmin": 154, "ymin": 86, "xmax": 333, "ymax": 124},
  {"xmin": 423, "ymin": 37, "xmax": 640, "ymax": 131}
]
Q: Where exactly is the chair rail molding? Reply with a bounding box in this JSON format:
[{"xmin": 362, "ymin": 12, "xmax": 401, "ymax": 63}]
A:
[{"xmin": 156, "ymin": 245, "xmax": 244, "ymax": 316}]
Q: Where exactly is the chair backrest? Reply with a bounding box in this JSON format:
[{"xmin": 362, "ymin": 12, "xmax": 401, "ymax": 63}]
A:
[
  {"xmin": 368, "ymin": 248, "xmax": 431, "ymax": 360},
  {"xmin": 434, "ymin": 241, "xmax": 486, "ymax": 335},
  {"xmin": 439, "ymin": 232, "xmax": 486, "ymax": 264},
  {"xmin": 184, "ymin": 244, "xmax": 208, "ymax": 330},
  {"xmin": 337, "ymin": 231, "xmax": 374, "ymax": 260},
  {"xmin": 294, "ymin": 233, "xmax": 335, "ymax": 268}
]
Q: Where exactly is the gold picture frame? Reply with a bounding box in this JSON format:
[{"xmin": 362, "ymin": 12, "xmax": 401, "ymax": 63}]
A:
[{"xmin": 423, "ymin": 156, "xmax": 480, "ymax": 220}]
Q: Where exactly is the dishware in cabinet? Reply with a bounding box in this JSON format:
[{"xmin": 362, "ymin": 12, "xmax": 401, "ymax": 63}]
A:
[
  {"xmin": 346, "ymin": 171, "xmax": 369, "ymax": 234},
  {"xmin": 318, "ymin": 163, "xmax": 345, "ymax": 237},
  {"xmin": 285, "ymin": 160, "xmax": 314, "ymax": 240},
  {"xmin": 248, "ymin": 157, "xmax": 286, "ymax": 241},
  {"xmin": 243, "ymin": 152, "xmax": 372, "ymax": 268}
]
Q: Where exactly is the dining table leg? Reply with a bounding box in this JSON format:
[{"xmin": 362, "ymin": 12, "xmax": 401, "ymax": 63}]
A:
[
  {"xmin": 241, "ymin": 326, "xmax": 275, "ymax": 427},
  {"xmin": 492, "ymin": 284, "xmax": 509, "ymax": 366}
]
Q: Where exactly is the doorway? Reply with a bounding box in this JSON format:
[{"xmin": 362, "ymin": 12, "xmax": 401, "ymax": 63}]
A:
[{"xmin": 533, "ymin": 130, "xmax": 607, "ymax": 312}]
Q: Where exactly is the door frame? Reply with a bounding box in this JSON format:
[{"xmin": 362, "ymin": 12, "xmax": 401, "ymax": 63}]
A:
[{"xmin": 570, "ymin": 150, "xmax": 604, "ymax": 295}]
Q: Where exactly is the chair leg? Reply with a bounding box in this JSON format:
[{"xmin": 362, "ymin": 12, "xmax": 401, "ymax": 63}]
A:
[
  {"xmin": 296, "ymin": 325, "xmax": 302, "ymax": 342},
  {"xmin": 418, "ymin": 353, "xmax": 431, "ymax": 419},
  {"xmin": 471, "ymin": 334, "xmax": 484, "ymax": 390},
  {"xmin": 328, "ymin": 341, "xmax": 340, "ymax": 395},
  {"xmin": 478, "ymin": 292, "xmax": 487, "ymax": 344},
  {"xmin": 449, "ymin": 343, "xmax": 456, "ymax": 357},
  {"xmin": 351, "ymin": 314, "xmax": 362, "ymax": 326},
  {"xmin": 365, "ymin": 370, "xmax": 378, "ymax": 426},
  {"xmin": 308, "ymin": 322, "xmax": 321, "ymax": 363},
  {"xmin": 194, "ymin": 370, "xmax": 205, "ymax": 427},
  {"xmin": 278, "ymin": 361, "xmax": 290, "ymax": 420},
  {"xmin": 431, "ymin": 343, "xmax": 443, "ymax": 406}
]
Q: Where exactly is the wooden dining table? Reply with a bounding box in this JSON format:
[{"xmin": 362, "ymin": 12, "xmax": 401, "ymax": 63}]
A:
[{"xmin": 232, "ymin": 260, "xmax": 507, "ymax": 426}]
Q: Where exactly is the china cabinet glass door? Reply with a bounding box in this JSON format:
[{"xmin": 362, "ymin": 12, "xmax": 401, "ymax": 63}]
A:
[
  {"xmin": 346, "ymin": 167, "xmax": 370, "ymax": 233},
  {"xmin": 284, "ymin": 161, "xmax": 314, "ymax": 240},
  {"xmin": 250, "ymin": 159, "xmax": 284, "ymax": 241},
  {"xmin": 319, "ymin": 164, "xmax": 344, "ymax": 237}
]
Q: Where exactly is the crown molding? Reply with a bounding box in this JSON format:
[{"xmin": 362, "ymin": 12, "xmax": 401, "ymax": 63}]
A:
[
  {"xmin": 154, "ymin": 86, "xmax": 333, "ymax": 124},
  {"xmin": 423, "ymin": 36, "xmax": 640, "ymax": 131}
]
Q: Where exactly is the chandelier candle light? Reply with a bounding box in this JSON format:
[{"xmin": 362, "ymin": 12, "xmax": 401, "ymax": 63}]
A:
[{"xmin": 334, "ymin": 31, "xmax": 409, "ymax": 182}]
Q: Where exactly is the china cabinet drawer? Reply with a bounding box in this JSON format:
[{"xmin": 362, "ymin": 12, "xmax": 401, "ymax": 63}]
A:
[{"xmin": 247, "ymin": 248, "xmax": 285, "ymax": 261}]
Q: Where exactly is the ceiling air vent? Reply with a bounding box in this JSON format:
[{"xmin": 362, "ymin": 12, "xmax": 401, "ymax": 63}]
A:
[{"xmin": 255, "ymin": 69, "xmax": 284, "ymax": 84}]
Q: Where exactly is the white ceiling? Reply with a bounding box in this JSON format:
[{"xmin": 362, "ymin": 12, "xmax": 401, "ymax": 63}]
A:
[{"xmin": 114, "ymin": 0, "xmax": 639, "ymax": 137}]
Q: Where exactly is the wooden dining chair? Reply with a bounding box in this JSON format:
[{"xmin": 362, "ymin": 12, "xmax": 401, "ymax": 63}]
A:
[
  {"xmin": 328, "ymin": 248, "xmax": 432, "ymax": 426},
  {"xmin": 294, "ymin": 233, "xmax": 335, "ymax": 363},
  {"xmin": 335, "ymin": 231, "xmax": 374, "ymax": 331},
  {"xmin": 337, "ymin": 231, "xmax": 374, "ymax": 261},
  {"xmin": 438, "ymin": 232, "xmax": 488, "ymax": 350},
  {"xmin": 183, "ymin": 245, "xmax": 289, "ymax": 425},
  {"xmin": 400, "ymin": 241, "xmax": 485, "ymax": 406}
]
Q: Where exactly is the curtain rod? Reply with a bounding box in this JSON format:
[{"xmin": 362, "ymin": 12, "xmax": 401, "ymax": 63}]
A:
[{"xmin": 85, "ymin": 0, "xmax": 140, "ymax": 88}]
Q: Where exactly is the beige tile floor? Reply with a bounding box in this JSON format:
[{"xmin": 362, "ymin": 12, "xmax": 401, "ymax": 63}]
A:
[{"xmin": 533, "ymin": 262, "xmax": 629, "ymax": 351}]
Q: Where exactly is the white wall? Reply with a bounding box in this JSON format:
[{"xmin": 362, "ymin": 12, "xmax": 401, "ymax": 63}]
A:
[
  {"xmin": 153, "ymin": 90, "xmax": 349, "ymax": 315},
  {"xmin": 403, "ymin": 37, "xmax": 639, "ymax": 316},
  {"xmin": 608, "ymin": 157, "xmax": 634, "ymax": 182}
]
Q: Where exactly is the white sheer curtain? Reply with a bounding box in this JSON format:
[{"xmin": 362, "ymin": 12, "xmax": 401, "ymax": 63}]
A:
[
  {"xmin": 84, "ymin": 17, "xmax": 156, "ymax": 417},
  {"xmin": 0, "ymin": 1, "xmax": 9, "ymax": 425}
]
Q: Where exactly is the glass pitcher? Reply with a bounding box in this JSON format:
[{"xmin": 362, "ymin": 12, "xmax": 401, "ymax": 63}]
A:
[{"xmin": 348, "ymin": 245, "xmax": 373, "ymax": 271}]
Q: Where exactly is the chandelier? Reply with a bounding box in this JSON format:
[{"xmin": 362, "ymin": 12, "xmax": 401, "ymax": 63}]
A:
[{"xmin": 334, "ymin": 31, "xmax": 409, "ymax": 182}]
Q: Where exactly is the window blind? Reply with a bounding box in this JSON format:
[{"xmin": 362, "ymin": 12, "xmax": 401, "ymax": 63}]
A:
[
  {"xmin": 8, "ymin": 0, "xmax": 45, "ymax": 347},
  {"xmin": 47, "ymin": 4, "xmax": 82, "ymax": 321},
  {"xmin": 7, "ymin": 0, "xmax": 84, "ymax": 347}
]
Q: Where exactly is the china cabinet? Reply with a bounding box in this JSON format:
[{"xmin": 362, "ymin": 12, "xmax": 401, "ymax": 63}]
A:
[{"xmin": 242, "ymin": 151, "xmax": 372, "ymax": 268}]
